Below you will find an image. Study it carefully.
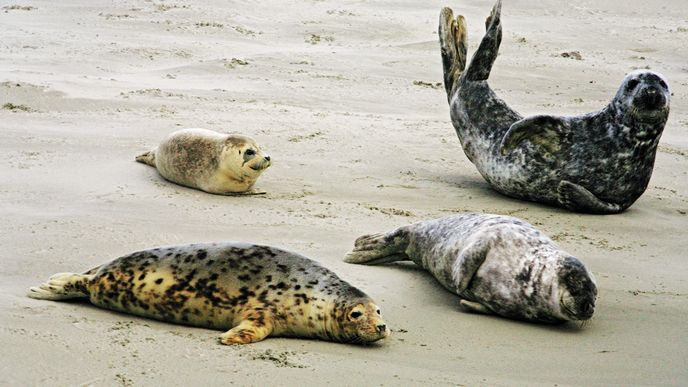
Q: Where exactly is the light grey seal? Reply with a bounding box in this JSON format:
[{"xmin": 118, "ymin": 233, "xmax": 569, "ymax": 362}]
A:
[
  {"xmin": 439, "ymin": 1, "xmax": 670, "ymax": 213},
  {"xmin": 345, "ymin": 213, "xmax": 597, "ymax": 323},
  {"xmin": 136, "ymin": 128, "xmax": 271, "ymax": 194},
  {"xmin": 29, "ymin": 242, "xmax": 390, "ymax": 345}
]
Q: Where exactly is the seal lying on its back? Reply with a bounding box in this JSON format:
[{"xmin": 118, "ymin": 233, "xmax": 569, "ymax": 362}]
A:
[
  {"xmin": 29, "ymin": 242, "xmax": 390, "ymax": 345},
  {"xmin": 439, "ymin": 1, "xmax": 670, "ymax": 213},
  {"xmin": 345, "ymin": 213, "xmax": 597, "ymax": 323},
  {"xmin": 136, "ymin": 128, "xmax": 271, "ymax": 194}
]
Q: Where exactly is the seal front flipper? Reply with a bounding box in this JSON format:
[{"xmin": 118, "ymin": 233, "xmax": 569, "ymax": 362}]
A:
[
  {"xmin": 459, "ymin": 299, "xmax": 491, "ymax": 315},
  {"xmin": 439, "ymin": 7, "xmax": 467, "ymax": 100},
  {"xmin": 344, "ymin": 228, "xmax": 410, "ymax": 265},
  {"xmin": 452, "ymin": 238, "xmax": 490, "ymax": 293},
  {"xmin": 557, "ymin": 180, "xmax": 624, "ymax": 214},
  {"xmin": 220, "ymin": 320, "xmax": 274, "ymax": 345},
  {"xmin": 223, "ymin": 189, "xmax": 267, "ymax": 196},
  {"xmin": 499, "ymin": 115, "xmax": 567, "ymax": 155},
  {"xmin": 463, "ymin": 0, "xmax": 502, "ymax": 82}
]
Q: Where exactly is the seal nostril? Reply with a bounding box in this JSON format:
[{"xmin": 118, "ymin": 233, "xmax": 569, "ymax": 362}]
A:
[
  {"xmin": 264, "ymin": 156, "xmax": 271, "ymax": 161},
  {"xmin": 377, "ymin": 324, "xmax": 386, "ymax": 333}
]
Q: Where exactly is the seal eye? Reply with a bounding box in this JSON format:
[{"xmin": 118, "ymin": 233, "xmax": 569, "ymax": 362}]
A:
[
  {"xmin": 626, "ymin": 79, "xmax": 639, "ymax": 92},
  {"xmin": 376, "ymin": 309, "xmax": 380, "ymax": 315},
  {"xmin": 350, "ymin": 311, "xmax": 362, "ymax": 319},
  {"xmin": 245, "ymin": 149, "xmax": 256, "ymax": 156},
  {"xmin": 658, "ymin": 79, "xmax": 668, "ymax": 89}
]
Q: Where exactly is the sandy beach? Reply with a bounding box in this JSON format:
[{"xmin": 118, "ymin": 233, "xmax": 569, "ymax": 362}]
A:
[{"xmin": 1, "ymin": 0, "xmax": 687, "ymax": 385}]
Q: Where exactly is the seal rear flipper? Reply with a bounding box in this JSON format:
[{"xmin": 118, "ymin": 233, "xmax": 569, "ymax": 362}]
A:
[
  {"xmin": 28, "ymin": 273, "xmax": 92, "ymax": 301},
  {"xmin": 557, "ymin": 180, "xmax": 624, "ymax": 214},
  {"xmin": 344, "ymin": 229, "xmax": 410, "ymax": 265},
  {"xmin": 439, "ymin": 7, "xmax": 467, "ymax": 100},
  {"xmin": 135, "ymin": 149, "xmax": 156, "ymax": 167},
  {"xmin": 463, "ymin": 0, "xmax": 502, "ymax": 82},
  {"xmin": 499, "ymin": 115, "xmax": 567, "ymax": 155}
]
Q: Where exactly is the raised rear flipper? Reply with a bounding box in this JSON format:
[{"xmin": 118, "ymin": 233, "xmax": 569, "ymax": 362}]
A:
[
  {"xmin": 499, "ymin": 115, "xmax": 567, "ymax": 155},
  {"xmin": 463, "ymin": 0, "xmax": 503, "ymax": 82},
  {"xmin": 557, "ymin": 180, "xmax": 624, "ymax": 214},
  {"xmin": 344, "ymin": 228, "xmax": 410, "ymax": 265},
  {"xmin": 439, "ymin": 7, "xmax": 467, "ymax": 100}
]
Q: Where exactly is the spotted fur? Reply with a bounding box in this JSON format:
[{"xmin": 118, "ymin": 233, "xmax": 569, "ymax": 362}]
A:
[
  {"xmin": 136, "ymin": 128, "xmax": 271, "ymax": 194},
  {"xmin": 345, "ymin": 213, "xmax": 597, "ymax": 324},
  {"xmin": 29, "ymin": 243, "xmax": 390, "ymax": 345},
  {"xmin": 440, "ymin": 1, "xmax": 670, "ymax": 213}
]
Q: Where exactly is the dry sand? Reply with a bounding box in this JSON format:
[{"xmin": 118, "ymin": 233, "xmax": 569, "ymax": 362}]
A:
[{"xmin": 1, "ymin": 0, "xmax": 687, "ymax": 385}]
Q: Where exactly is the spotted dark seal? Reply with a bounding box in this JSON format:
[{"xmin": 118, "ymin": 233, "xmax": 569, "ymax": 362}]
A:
[
  {"xmin": 136, "ymin": 128, "xmax": 271, "ymax": 194},
  {"xmin": 29, "ymin": 242, "xmax": 390, "ymax": 344},
  {"xmin": 345, "ymin": 213, "xmax": 597, "ymax": 323},
  {"xmin": 439, "ymin": 1, "xmax": 670, "ymax": 213}
]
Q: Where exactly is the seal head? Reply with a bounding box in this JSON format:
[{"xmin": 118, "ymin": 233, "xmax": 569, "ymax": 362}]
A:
[
  {"xmin": 556, "ymin": 257, "xmax": 597, "ymax": 321},
  {"xmin": 221, "ymin": 135, "xmax": 271, "ymax": 179},
  {"xmin": 613, "ymin": 70, "xmax": 670, "ymax": 136},
  {"xmin": 337, "ymin": 299, "xmax": 389, "ymax": 343}
]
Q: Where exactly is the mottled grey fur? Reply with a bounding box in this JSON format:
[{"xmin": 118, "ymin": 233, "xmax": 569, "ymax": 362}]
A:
[
  {"xmin": 440, "ymin": 1, "xmax": 670, "ymax": 213},
  {"xmin": 345, "ymin": 213, "xmax": 597, "ymax": 323},
  {"xmin": 29, "ymin": 242, "xmax": 389, "ymax": 344}
]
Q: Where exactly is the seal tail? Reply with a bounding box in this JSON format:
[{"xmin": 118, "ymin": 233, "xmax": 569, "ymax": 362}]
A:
[
  {"xmin": 439, "ymin": 7, "xmax": 467, "ymax": 101},
  {"xmin": 28, "ymin": 272, "xmax": 93, "ymax": 301},
  {"xmin": 463, "ymin": 0, "xmax": 502, "ymax": 82},
  {"xmin": 344, "ymin": 228, "xmax": 410, "ymax": 265},
  {"xmin": 135, "ymin": 149, "xmax": 156, "ymax": 167}
]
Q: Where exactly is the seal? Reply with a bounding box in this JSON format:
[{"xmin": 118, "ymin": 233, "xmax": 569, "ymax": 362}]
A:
[
  {"xmin": 136, "ymin": 128, "xmax": 271, "ymax": 194},
  {"xmin": 439, "ymin": 1, "xmax": 670, "ymax": 213},
  {"xmin": 345, "ymin": 213, "xmax": 597, "ymax": 323},
  {"xmin": 28, "ymin": 242, "xmax": 390, "ymax": 345}
]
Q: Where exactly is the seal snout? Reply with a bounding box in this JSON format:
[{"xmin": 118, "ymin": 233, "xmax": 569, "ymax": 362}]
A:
[
  {"xmin": 248, "ymin": 154, "xmax": 272, "ymax": 171},
  {"xmin": 579, "ymin": 301, "xmax": 595, "ymax": 320},
  {"xmin": 376, "ymin": 323, "xmax": 387, "ymax": 333},
  {"xmin": 636, "ymin": 85, "xmax": 667, "ymax": 111}
]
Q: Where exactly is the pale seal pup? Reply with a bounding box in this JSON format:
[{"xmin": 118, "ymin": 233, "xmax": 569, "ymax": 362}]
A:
[
  {"xmin": 29, "ymin": 242, "xmax": 390, "ymax": 345},
  {"xmin": 136, "ymin": 128, "xmax": 271, "ymax": 194},
  {"xmin": 439, "ymin": 1, "xmax": 670, "ymax": 213},
  {"xmin": 345, "ymin": 213, "xmax": 597, "ymax": 323}
]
